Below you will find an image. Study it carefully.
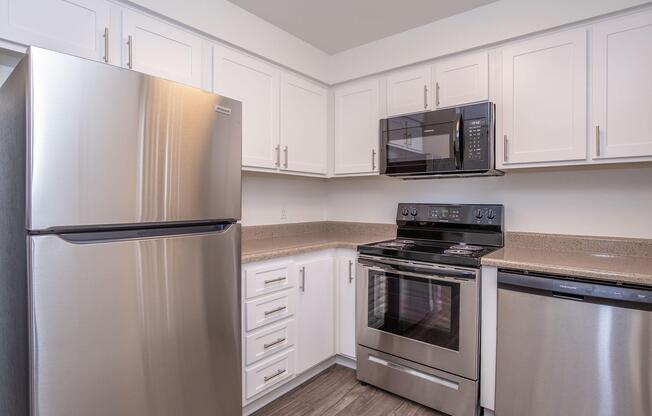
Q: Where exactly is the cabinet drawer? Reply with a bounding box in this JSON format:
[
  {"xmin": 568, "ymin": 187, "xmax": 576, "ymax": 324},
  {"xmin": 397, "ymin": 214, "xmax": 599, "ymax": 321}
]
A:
[
  {"xmin": 245, "ymin": 290, "xmax": 295, "ymax": 331},
  {"xmin": 245, "ymin": 348, "xmax": 295, "ymax": 399},
  {"xmin": 244, "ymin": 262, "xmax": 293, "ymax": 299},
  {"xmin": 245, "ymin": 319, "xmax": 296, "ymax": 366}
]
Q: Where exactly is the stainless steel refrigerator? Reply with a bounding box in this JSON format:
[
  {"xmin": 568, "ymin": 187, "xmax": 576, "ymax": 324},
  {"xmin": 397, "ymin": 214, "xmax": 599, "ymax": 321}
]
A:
[{"xmin": 0, "ymin": 47, "xmax": 242, "ymax": 416}]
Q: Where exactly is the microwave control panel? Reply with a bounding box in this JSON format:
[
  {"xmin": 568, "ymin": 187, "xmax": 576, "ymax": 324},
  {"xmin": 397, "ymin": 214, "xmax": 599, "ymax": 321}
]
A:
[{"xmin": 464, "ymin": 119, "xmax": 485, "ymax": 161}]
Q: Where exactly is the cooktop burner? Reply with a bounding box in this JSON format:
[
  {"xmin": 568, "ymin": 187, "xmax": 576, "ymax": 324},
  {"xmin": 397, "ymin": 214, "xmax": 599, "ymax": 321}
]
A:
[{"xmin": 357, "ymin": 203, "xmax": 504, "ymax": 267}]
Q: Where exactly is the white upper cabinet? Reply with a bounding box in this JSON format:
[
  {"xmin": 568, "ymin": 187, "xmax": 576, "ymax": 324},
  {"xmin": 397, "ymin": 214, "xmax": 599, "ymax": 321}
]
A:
[
  {"xmin": 434, "ymin": 52, "xmax": 488, "ymax": 108},
  {"xmin": 122, "ymin": 10, "xmax": 202, "ymax": 87},
  {"xmin": 280, "ymin": 73, "xmax": 328, "ymax": 175},
  {"xmin": 334, "ymin": 79, "xmax": 380, "ymax": 175},
  {"xmin": 213, "ymin": 45, "xmax": 280, "ymax": 170},
  {"xmin": 386, "ymin": 66, "xmax": 432, "ymax": 116},
  {"xmin": 0, "ymin": 0, "xmax": 110, "ymax": 62},
  {"xmin": 500, "ymin": 29, "xmax": 587, "ymax": 166},
  {"xmin": 296, "ymin": 256, "xmax": 334, "ymax": 374},
  {"xmin": 592, "ymin": 11, "xmax": 652, "ymax": 160}
]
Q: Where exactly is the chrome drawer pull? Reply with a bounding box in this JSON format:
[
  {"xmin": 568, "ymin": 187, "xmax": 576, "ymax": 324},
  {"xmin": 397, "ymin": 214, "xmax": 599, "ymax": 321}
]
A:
[
  {"xmin": 264, "ymin": 368, "xmax": 286, "ymax": 382},
  {"xmin": 264, "ymin": 277, "xmax": 286, "ymax": 285},
  {"xmin": 348, "ymin": 260, "xmax": 354, "ymax": 283},
  {"xmin": 263, "ymin": 337, "xmax": 286, "ymax": 349},
  {"xmin": 264, "ymin": 306, "xmax": 286, "ymax": 316}
]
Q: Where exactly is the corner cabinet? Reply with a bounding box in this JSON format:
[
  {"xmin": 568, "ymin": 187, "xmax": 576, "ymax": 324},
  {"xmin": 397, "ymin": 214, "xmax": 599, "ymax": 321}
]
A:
[
  {"xmin": 333, "ymin": 79, "xmax": 380, "ymax": 175},
  {"xmin": 0, "ymin": 0, "xmax": 111, "ymax": 62},
  {"xmin": 280, "ymin": 73, "xmax": 329, "ymax": 175},
  {"xmin": 336, "ymin": 250, "xmax": 357, "ymax": 359},
  {"xmin": 121, "ymin": 10, "xmax": 203, "ymax": 87},
  {"xmin": 433, "ymin": 52, "xmax": 488, "ymax": 109},
  {"xmin": 386, "ymin": 66, "xmax": 432, "ymax": 116},
  {"xmin": 295, "ymin": 255, "xmax": 335, "ymax": 373},
  {"xmin": 592, "ymin": 11, "xmax": 652, "ymax": 161},
  {"xmin": 499, "ymin": 29, "xmax": 588, "ymax": 166},
  {"xmin": 213, "ymin": 44, "xmax": 280, "ymax": 170}
]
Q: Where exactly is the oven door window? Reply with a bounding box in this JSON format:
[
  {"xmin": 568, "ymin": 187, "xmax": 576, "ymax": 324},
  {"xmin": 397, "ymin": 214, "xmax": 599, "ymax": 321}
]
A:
[
  {"xmin": 384, "ymin": 122, "xmax": 457, "ymax": 174},
  {"xmin": 367, "ymin": 270, "xmax": 460, "ymax": 351}
]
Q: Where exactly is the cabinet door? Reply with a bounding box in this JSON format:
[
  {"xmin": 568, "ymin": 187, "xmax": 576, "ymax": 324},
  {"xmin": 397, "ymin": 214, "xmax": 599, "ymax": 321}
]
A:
[
  {"xmin": 213, "ymin": 45, "xmax": 280, "ymax": 170},
  {"xmin": 337, "ymin": 254, "xmax": 356, "ymax": 359},
  {"xmin": 122, "ymin": 10, "xmax": 202, "ymax": 87},
  {"xmin": 592, "ymin": 11, "xmax": 652, "ymax": 160},
  {"xmin": 280, "ymin": 73, "xmax": 328, "ymax": 175},
  {"xmin": 296, "ymin": 256, "xmax": 334, "ymax": 373},
  {"xmin": 434, "ymin": 52, "xmax": 488, "ymax": 108},
  {"xmin": 334, "ymin": 80, "xmax": 380, "ymax": 175},
  {"xmin": 0, "ymin": 0, "xmax": 110, "ymax": 62},
  {"xmin": 501, "ymin": 29, "xmax": 587, "ymax": 165},
  {"xmin": 387, "ymin": 66, "xmax": 431, "ymax": 116}
]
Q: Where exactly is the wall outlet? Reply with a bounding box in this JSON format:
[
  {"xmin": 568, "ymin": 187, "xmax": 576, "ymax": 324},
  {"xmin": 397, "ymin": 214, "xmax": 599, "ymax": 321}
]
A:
[{"xmin": 280, "ymin": 207, "xmax": 287, "ymax": 220}]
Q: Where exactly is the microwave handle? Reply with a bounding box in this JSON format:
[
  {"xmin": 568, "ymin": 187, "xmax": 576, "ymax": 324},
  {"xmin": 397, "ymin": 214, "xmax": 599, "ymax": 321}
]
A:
[{"xmin": 453, "ymin": 114, "xmax": 462, "ymax": 169}]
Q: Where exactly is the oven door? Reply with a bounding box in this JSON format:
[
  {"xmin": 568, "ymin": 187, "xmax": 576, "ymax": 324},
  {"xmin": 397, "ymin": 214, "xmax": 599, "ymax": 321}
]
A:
[
  {"xmin": 356, "ymin": 256, "xmax": 479, "ymax": 380},
  {"xmin": 381, "ymin": 115, "xmax": 461, "ymax": 176}
]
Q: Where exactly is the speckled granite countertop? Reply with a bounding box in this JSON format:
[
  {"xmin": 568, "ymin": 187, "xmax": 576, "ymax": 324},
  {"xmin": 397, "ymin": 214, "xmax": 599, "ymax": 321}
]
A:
[
  {"xmin": 242, "ymin": 222, "xmax": 396, "ymax": 264},
  {"xmin": 482, "ymin": 232, "xmax": 652, "ymax": 286}
]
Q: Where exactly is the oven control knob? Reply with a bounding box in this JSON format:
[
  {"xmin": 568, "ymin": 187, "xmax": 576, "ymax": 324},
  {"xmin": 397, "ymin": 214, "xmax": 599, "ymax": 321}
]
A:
[
  {"xmin": 487, "ymin": 209, "xmax": 496, "ymax": 219},
  {"xmin": 410, "ymin": 208, "xmax": 418, "ymax": 216},
  {"xmin": 401, "ymin": 208, "xmax": 410, "ymax": 216},
  {"xmin": 474, "ymin": 208, "xmax": 483, "ymax": 219}
]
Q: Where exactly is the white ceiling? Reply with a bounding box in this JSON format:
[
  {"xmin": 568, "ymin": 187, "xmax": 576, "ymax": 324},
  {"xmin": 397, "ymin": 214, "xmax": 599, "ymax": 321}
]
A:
[{"xmin": 227, "ymin": 0, "xmax": 498, "ymax": 54}]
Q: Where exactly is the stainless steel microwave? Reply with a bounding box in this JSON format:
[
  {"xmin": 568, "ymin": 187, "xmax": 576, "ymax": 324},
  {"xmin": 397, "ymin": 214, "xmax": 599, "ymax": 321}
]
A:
[{"xmin": 379, "ymin": 102, "xmax": 497, "ymax": 178}]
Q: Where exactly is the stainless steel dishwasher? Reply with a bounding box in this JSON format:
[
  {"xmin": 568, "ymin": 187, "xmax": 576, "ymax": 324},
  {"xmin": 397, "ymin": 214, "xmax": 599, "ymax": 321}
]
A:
[{"xmin": 496, "ymin": 270, "xmax": 652, "ymax": 416}]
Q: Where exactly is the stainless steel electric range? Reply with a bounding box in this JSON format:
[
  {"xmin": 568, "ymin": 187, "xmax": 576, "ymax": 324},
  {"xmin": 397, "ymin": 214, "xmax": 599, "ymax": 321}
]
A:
[{"xmin": 356, "ymin": 203, "xmax": 504, "ymax": 416}]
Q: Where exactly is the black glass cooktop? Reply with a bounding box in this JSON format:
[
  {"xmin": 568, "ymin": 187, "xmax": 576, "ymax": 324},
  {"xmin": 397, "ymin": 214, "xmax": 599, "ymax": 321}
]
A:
[{"xmin": 358, "ymin": 238, "xmax": 501, "ymax": 267}]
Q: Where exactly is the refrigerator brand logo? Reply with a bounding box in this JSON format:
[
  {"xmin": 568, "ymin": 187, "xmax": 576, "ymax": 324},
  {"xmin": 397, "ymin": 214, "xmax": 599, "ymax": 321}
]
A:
[{"xmin": 215, "ymin": 105, "xmax": 232, "ymax": 115}]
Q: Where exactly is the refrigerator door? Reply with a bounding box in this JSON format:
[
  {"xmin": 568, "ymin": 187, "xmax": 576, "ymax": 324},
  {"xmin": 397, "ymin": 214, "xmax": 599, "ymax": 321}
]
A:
[
  {"xmin": 26, "ymin": 47, "xmax": 241, "ymax": 231},
  {"xmin": 28, "ymin": 224, "xmax": 241, "ymax": 416}
]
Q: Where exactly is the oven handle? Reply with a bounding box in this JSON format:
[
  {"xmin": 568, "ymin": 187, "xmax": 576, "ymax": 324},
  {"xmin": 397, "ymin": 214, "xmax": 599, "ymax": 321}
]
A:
[
  {"xmin": 363, "ymin": 266, "xmax": 473, "ymax": 285},
  {"xmin": 358, "ymin": 255, "xmax": 476, "ymax": 280}
]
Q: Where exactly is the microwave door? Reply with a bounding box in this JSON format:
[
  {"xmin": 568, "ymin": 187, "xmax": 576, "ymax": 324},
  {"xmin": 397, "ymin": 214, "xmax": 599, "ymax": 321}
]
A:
[{"xmin": 385, "ymin": 123, "xmax": 457, "ymax": 175}]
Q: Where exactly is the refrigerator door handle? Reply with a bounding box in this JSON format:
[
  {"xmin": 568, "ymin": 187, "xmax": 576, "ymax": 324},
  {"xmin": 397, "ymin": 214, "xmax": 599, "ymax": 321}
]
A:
[{"xmin": 58, "ymin": 222, "xmax": 235, "ymax": 244}]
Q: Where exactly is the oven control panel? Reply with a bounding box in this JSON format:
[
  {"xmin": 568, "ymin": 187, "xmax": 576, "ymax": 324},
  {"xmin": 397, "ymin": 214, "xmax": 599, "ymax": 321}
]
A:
[{"xmin": 397, "ymin": 203, "xmax": 503, "ymax": 226}]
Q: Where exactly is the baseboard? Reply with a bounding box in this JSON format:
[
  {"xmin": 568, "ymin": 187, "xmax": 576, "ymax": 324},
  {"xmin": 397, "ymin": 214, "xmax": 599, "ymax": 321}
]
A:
[{"xmin": 334, "ymin": 354, "xmax": 356, "ymax": 369}]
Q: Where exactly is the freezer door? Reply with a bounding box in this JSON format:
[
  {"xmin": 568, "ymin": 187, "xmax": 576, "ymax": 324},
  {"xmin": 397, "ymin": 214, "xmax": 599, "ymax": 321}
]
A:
[
  {"xmin": 27, "ymin": 47, "xmax": 241, "ymax": 231},
  {"xmin": 28, "ymin": 224, "xmax": 241, "ymax": 416}
]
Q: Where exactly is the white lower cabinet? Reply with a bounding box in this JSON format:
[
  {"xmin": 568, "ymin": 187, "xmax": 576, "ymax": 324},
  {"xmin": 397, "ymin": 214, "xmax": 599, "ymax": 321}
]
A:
[
  {"xmin": 296, "ymin": 255, "xmax": 335, "ymax": 373},
  {"xmin": 242, "ymin": 251, "xmax": 339, "ymax": 405},
  {"xmin": 245, "ymin": 347, "xmax": 296, "ymax": 399},
  {"xmin": 337, "ymin": 250, "xmax": 357, "ymax": 358}
]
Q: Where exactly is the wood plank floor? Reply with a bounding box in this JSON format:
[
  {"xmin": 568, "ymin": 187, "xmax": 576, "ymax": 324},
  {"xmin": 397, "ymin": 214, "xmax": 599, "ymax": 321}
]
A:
[{"xmin": 253, "ymin": 365, "xmax": 443, "ymax": 416}]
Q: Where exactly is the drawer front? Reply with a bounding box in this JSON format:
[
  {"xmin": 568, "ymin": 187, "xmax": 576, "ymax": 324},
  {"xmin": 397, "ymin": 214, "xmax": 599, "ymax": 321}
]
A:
[
  {"xmin": 245, "ymin": 290, "xmax": 295, "ymax": 331},
  {"xmin": 245, "ymin": 348, "xmax": 295, "ymax": 399},
  {"xmin": 245, "ymin": 319, "xmax": 297, "ymax": 366},
  {"xmin": 245, "ymin": 262, "xmax": 293, "ymax": 299}
]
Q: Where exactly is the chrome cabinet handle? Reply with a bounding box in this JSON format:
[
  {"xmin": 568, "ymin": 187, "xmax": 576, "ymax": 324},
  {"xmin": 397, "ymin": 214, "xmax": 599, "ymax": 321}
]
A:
[
  {"xmin": 103, "ymin": 27, "xmax": 110, "ymax": 63},
  {"xmin": 263, "ymin": 306, "xmax": 286, "ymax": 316},
  {"xmin": 423, "ymin": 85, "xmax": 428, "ymax": 109},
  {"xmin": 348, "ymin": 260, "xmax": 354, "ymax": 283},
  {"xmin": 127, "ymin": 35, "xmax": 133, "ymax": 69},
  {"xmin": 435, "ymin": 82, "xmax": 440, "ymax": 107},
  {"xmin": 274, "ymin": 145, "xmax": 280, "ymax": 167},
  {"xmin": 503, "ymin": 134, "xmax": 509, "ymax": 163},
  {"xmin": 263, "ymin": 337, "xmax": 286, "ymax": 349},
  {"xmin": 264, "ymin": 368, "xmax": 286, "ymax": 382},
  {"xmin": 264, "ymin": 277, "xmax": 285, "ymax": 285},
  {"xmin": 283, "ymin": 146, "xmax": 288, "ymax": 168},
  {"xmin": 595, "ymin": 126, "xmax": 601, "ymax": 157},
  {"xmin": 371, "ymin": 149, "xmax": 376, "ymax": 171},
  {"xmin": 299, "ymin": 266, "xmax": 305, "ymax": 292}
]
